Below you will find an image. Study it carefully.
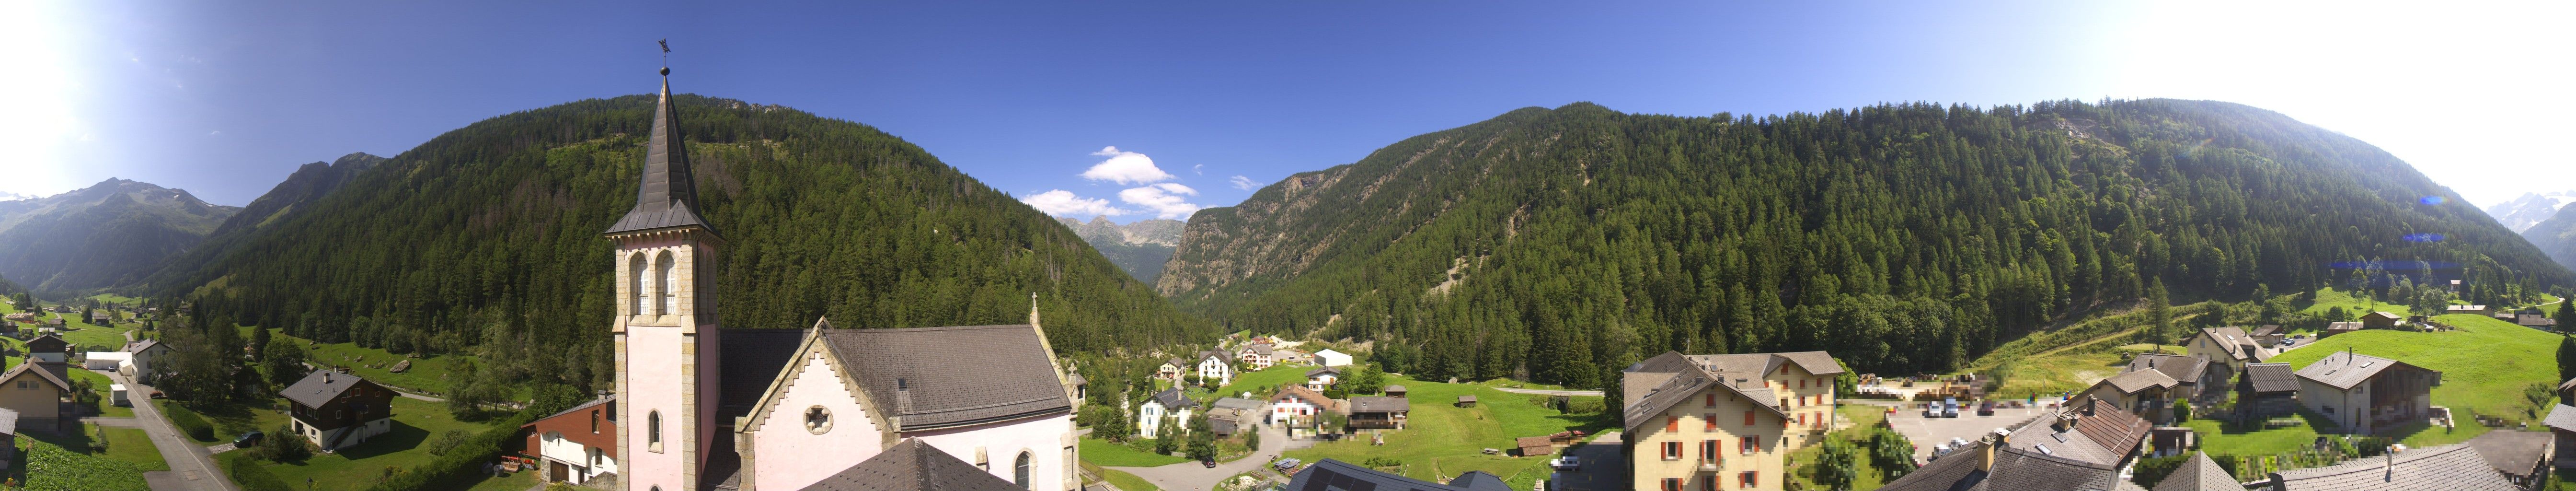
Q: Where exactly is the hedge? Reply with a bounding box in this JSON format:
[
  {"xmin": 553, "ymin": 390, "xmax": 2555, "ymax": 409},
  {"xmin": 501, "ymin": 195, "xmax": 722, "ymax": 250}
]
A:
[
  {"xmin": 161, "ymin": 403, "xmax": 216, "ymax": 442},
  {"xmin": 358, "ymin": 409, "xmax": 541, "ymax": 491},
  {"xmin": 222, "ymin": 453, "xmax": 296, "ymax": 491}
]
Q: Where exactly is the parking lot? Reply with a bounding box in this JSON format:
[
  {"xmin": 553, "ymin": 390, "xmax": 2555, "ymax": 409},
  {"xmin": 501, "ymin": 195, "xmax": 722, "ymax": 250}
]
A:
[
  {"xmin": 1883, "ymin": 401, "xmax": 2052, "ymax": 460},
  {"xmin": 1544, "ymin": 431, "xmax": 1626, "ymax": 491}
]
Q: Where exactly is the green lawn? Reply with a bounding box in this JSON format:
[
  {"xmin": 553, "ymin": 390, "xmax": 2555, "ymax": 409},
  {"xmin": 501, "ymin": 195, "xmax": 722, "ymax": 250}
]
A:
[
  {"xmin": 258, "ymin": 327, "xmax": 529, "ymax": 401},
  {"xmin": 1787, "ymin": 406, "xmax": 1892, "ymax": 491},
  {"xmin": 2300, "ymin": 287, "xmax": 2413, "ymax": 317},
  {"xmin": 100, "ymin": 426, "xmax": 172, "ymax": 471},
  {"xmin": 1281, "ymin": 375, "xmax": 1613, "ymax": 490},
  {"xmin": 178, "ymin": 397, "xmax": 299, "ymax": 444},
  {"xmin": 1209, "ymin": 364, "xmax": 1321, "ymax": 402},
  {"xmin": 2265, "ymin": 314, "xmax": 2559, "ymax": 436},
  {"xmin": 15, "ymin": 430, "xmax": 153, "ymax": 491},
  {"xmin": 69, "ymin": 367, "xmax": 135, "ymax": 418},
  {"xmin": 457, "ymin": 467, "xmax": 542, "ymax": 491},
  {"xmin": 1081, "ymin": 437, "xmax": 1190, "ymax": 467},
  {"xmin": 1981, "ymin": 341, "xmax": 2184, "ymax": 398},
  {"xmin": 2177, "ymin": 411, "xmax": 2335, "ymax": 456},
  {"xmin": 244, "ymin": 396, "xmax": 509, "ymax": 491}
]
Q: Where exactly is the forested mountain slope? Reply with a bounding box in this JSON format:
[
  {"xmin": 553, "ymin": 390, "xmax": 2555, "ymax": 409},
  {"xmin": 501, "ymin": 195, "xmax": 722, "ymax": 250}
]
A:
[
  {"xmin": 2522, "ymin": 204, "xmax": 2576, "ymax": 271},
  {"xmin": 155, "ymin": 94, "xmax": 1212, "ymax": 388},
  {"xmin": 0, "ymin": 179, "xmax": 239, "ymax": 292},
  {"xmin": 1161, "ymin": 99, "xmax": 2571, "ymax": 387}
]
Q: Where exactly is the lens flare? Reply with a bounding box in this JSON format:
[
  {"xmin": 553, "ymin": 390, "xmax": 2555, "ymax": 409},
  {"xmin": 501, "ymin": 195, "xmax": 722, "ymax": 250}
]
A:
[
  {"xmin": 2402, "ymin": 233, "xmax": 2445, "ymax": 243},
  {"xmin": 2418, "ymin": 196, "xmax": 2445, "ymax": 205}
]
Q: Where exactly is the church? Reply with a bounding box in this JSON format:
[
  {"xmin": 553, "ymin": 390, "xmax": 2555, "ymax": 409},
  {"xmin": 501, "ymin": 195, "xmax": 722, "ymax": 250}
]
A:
[{"xmin": 608, "ymin": 66, "xmax": 1079, "ymax": 491}]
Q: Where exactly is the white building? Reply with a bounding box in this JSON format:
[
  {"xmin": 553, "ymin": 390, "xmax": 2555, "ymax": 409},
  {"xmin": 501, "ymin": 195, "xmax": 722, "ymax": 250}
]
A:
[
  {"xmin": 81, "ymin": 352, "xmax": 129, "ymax": 371},
  {"xmin": 1196, "ymin": 351, "xmax": 1235, "ymax": 386},
  {"xmin": 120, "ymin": 339, "xmax": 173, "ymax": 383},
  {"xmin": 1137, "ymin": 388, "xmax": 1196, "ymax": 437},
  {"xmin": 1313, "ymin": 349, "xmax": 1353, "ymax": 367},
  {"xmin": 1306, "ymin": 366, "xmax": 1344, "ymax": 391}
]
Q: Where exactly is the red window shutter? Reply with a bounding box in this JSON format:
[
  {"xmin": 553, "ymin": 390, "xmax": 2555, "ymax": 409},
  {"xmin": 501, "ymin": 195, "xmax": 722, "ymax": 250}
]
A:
[
  {"xmin": 1668, "ymin": 416, "xmax": 1679, "ymax": 432},
  {"xmin": 1662, "ymin": 478, "xmax": 1681, "ymax": 491},
  {"xmin": 1704, "ymin": 414, "xmax": 1716, "ymax": 431},
  {"xmin": 1799, "ymin": 379, "xmax": 1806, "ymax": 389},
  {"xmin": 1744, "ymin": 410, "xmax": 1756, "ymax": 426},
  {"xmin": 1665, "ymin": 441, "xmax": 1682, "ymax": 458},
  {"xmin": 1705, "ymin": 393, "xmax": 1715, "ymax": 407},
  {"xmin": 1744, "ymin": 471, "xmax": 1759, "ymax": 487},
  {"xmin": 1700, "ymin": 476, "xmax": 1714, "ymax": 491}
]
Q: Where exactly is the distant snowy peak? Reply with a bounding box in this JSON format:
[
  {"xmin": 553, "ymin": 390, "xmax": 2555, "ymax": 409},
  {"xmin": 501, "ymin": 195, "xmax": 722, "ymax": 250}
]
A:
[{"xmin": 2485, "ymin": 191, "xmax": 2576, "ymax": 232}]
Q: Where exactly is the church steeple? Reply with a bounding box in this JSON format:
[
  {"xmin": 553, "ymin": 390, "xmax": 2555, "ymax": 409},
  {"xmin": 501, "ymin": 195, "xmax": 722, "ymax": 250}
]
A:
[{"xmin": 604, "ymin": 66, "xmax": 717, "ymax": 237}]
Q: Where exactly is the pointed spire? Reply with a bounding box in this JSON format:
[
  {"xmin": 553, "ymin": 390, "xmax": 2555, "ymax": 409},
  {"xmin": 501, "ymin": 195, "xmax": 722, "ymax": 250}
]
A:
[{"xmin": 604, "ymin": 65, "xmax": 717, "ymax": 237}]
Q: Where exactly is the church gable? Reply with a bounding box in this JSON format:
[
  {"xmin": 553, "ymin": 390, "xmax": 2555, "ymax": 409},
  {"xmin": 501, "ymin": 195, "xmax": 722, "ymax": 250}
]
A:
[{"xmin": 741, "ymin": 328, "xmax": 890, "ymax": 439}]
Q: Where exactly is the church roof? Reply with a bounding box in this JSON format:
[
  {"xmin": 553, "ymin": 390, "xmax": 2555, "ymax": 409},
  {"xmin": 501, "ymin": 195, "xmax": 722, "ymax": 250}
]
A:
[
  {"xmin": 794, "ymin": 438, "xmax": 1021, "ymax": 491},
  {"xmin": 730, "ymin": 322, "xmax": 1073, "ymax": 432},
  {"xmin": 604, "ymin": 70, "xmax": 716, "ymax": 236}
]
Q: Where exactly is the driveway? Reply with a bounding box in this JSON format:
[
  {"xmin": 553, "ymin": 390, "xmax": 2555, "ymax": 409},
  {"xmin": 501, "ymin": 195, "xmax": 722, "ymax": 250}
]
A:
[
  {"xmin": 103, "ymin": 370, "xmax": 240, "ymax": 491},
  {"xmin": 1108, "ymin": 423, "xmax": 1307, "ymax": 491},
  {"xmin": 1546, "ymin": 431, "xmax": 1624, "ymax": 491},
  {"xmin": 1883, "ymin": 401, "xmax": 2049, "ymax": 461}
]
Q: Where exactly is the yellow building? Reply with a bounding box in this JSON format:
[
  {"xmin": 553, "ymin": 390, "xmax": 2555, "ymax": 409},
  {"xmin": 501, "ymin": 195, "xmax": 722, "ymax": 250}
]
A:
[{"xmin": 1621, "ymin": 351, "xmax": 1841, "ymax": 491}]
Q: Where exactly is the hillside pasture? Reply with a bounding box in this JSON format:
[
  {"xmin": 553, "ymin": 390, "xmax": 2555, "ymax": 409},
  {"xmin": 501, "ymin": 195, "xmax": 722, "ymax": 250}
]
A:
[{"xmin": 2260, "ymin": 314, "xmax": 2555, "ymax": 445}]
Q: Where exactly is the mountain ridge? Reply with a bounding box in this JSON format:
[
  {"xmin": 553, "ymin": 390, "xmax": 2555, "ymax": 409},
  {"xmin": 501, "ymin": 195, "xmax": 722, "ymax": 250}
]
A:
[
  {"xmin": 0, "ymin": 178, "xmax": 240, "ymax": 292},
  {"xmin": 1056, "ymin": 215, "xmax": 1184, "ymax": 281},
  {"xmin": 2484, "ymin": 190, "xmax": 2576, "ymax": 233}
]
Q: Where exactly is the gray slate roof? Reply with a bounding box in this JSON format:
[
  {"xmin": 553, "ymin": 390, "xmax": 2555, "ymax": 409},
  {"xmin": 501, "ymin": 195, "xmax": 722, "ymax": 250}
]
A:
[
  {"xmin": 1211, "ymin": 397, "xmax": 1265, "ymax": 411},
  {"xmin": 1349, "ymin": 396, "xmax": 1410, "ymax": 414},
  {"xmin": 2196, "ymin": 327, "xmax": 2259, "ymax": 361},
  {"xmin": 2126, "ymin": 353, "xmax": 2208, "ymax": 385},
  {"xmin": 2267, "ymin": 443, "xmax": 2518, "ymax": 491},
  {"xmin": 2005, "ymin": 397, "xmax": 2150, "ymax": 467},
  {"xmin": 1877, "ymin": 439, "xmax": 2145, "ymax": 491},
  {"xmin": 2463, "ymin": 430, "xmax": 2552, "ymax": 479},
  {"xmin": 717, "ymin": 328, "xmax": 809, "ymax": 420},
  {"xmin": 794, "ymin": 438, "xmax": 1020, "ymax": 491},
  {"xmin": 279, "ymin": 369, "xmax": 373, "ymax": 409},
  {"xmin": 1620, "ymin": 351, "xmax": 1797, "ymax": 432},
  {"xmin": 1306, "ymin": 366, "xmax": 1343, "ymax": 377},
  {"xmin": 1151, "ymin": 388, "xmax": 1196, "ymax": 410},
  {"xmin": 603, "ymin": 74, "xmax": 715, "ymax": 236},
  {"xmin": 2545, "ymin": 404, "xmax": 2576, "ymax": 432},
  {"xmin": 2152, "ymin": 453, "xmax": 2239, "ymax": 491},
  {"xmin": 123, "ymin": 339, "xmax": 161, "ymax": 354},
  {"xmin": 2294, "ymin": 351, "xmax": 2435, "ymax": 391},
  {"xmin": 2242, "ymin": 362, "xmax": 2300, "ymax": 393},
  {"xmin": 1285, "ymin": 458, "xmax": 1511, "ymax": 491},
  {"xmin": 816, "ymin": 324, "xmax": 1071, "ymax": 430},
  {"xmin": 2095, "ymin": 369, "xmax": 2179, "ymax": 396}
]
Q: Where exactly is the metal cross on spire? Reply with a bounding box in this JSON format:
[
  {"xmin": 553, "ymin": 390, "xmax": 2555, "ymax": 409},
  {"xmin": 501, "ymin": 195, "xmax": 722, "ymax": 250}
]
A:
[{"xmin": 657, "ymin": 39, "xmax": 671, "ymax": 75}]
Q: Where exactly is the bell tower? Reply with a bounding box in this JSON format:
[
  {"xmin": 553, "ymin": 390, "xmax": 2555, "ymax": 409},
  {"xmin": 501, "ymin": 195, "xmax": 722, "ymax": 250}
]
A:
[{"xmin": 608, "ymin": 61, "xmax": 724, "ymax": 491}]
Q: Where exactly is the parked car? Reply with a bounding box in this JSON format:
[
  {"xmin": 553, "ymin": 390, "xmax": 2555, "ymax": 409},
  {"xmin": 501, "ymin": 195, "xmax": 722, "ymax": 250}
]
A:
[
  {"xmin": 1553, "ymin": 456, "xmax": 1581, "ymax": 469},
  {"xmin": 1202, "ymin": 459, "xmax": 1219, "ymax": 468},
  {"xmin": 233, "ymin": 431, "xmax": 264, "ymax": 447},
  {"xmin": 1977, "ymin": 400, "xmax": 1996, "ymax": 416},
  {"xmin": 1273, "ymin": 458, "xmax": 1302, "ymax": 471}
]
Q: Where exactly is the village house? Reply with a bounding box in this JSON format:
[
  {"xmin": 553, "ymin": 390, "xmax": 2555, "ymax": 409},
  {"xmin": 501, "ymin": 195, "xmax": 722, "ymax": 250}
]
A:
[
  {"xmin": 1286, "ymin": 458, "xmax": 1511, "ymax": 491},
  {"xmin": 2294, "ymin": 350, "xmax": 2438, "ymax": 434},
  {"xmin": 1236, "ymin": 343, "xmax": 1275, "ymax": 370},
  {"xmin": 518, "ymin": 397, "xmax": 618, "ymax": 485},
  {"xmin": 2079, "ymin": 369, "xmax": 2178, "ymax": 422},
  {"xmin": 1267, "ymin": 385, "xmax": 1336, "ymax": 427},
  {"xmin": 2360, "ymin": 311, "xmax": 2404, "ymax": 330},
  {"xmin": 1206, "ymin": 397, "xmax": 1264, "ymax": 437},
  {"xmin": 2184, "ymin": 327, "xmax": 2267, "ymax": 370},
  {"xmin": 1620, "ymin": 351, "xmax": 1842, "ymax": 491},
  {"xmin": 2151, "ymin": 453, "xmax": 2242, "ymax": 491},
  {"xmin": 1877, "ymin": 397, "xmax": 2151, "ymax": 491},
  {"xmin": 2322, "ymin": 321, "xmax": 2366, "ymax": 338},
  {"xmin": 2447, "ymin": 304, "xmax": 2493, "ymax": 316},
  {"xmin": 2250, "ymin": 443, "xmax": 2517, "ymax": 490},
  {"xmin": 80, "ymin": 351, "xmax": 127, "ymax": 371},
  {"xmin": 603, "ymin": 70, "xmax": 1084, "ymax": 491},
  {"xmin": 2546, "ymin": 403, "xmax": 2576, "ymax": 469},
  {"xmin": 1305, "ymin": 366, "xmax": 1343, "ymax": 390},
  {"xmin": 2518, "ymin": 313, "xmax": 2559, "ymax": 330},
  {"xmin": 120, "ymin": 339, "xmax": 172, "ymax": 383},
  {"xmin": 1313, "ymin": 349, "xmax": 1353, "ymax": 367},
  {"xmin": 2123, "ymin": 353, "xmax": 2224, "ymax": 405},
  {"xmin": 0, "ymin": 409, "xmax": 16, "ymax": 469},
  {"xmin": 86, "ymin": 311, "xmax": 110, "ymax": 324},
  {"xmin": 2234, "ymin": 362, "xmax": 2300, "ymax": 419},
  {"xmin": 1383, "ymin": 385, "xmax": 1407, "ymax": 398},
  {"xmin": 1157, "ymin": 358, "xmax": 1187, "ymax": 380},
  {"xmin": 1346, "ymin": 396, "xmax": 1409, "ymax": 431},
  {"xmin": 23, "ymin": 335, "xmax": 66, "ymax": 363},
  {"xmin": 1, "ymin": 313, "xmax": 32, "ymax": 323},
  {"xmin": 1195, "ymin": 351, "xmax": 1235, "ymax": 386},
  {"xmin": 0, "ymin": 362, "xmax": 70, "ymax": 433},
  {"xmin": 282, "ymin": 369, "xmax": 396, "ymax": 452},
  {"xmin": 1137, "ymin": 388, "xmax": 1196, "ymax": 437}
]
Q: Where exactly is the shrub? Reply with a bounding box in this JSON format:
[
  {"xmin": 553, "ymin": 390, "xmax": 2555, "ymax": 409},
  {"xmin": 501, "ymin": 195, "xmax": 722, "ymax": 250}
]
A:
[
  {"xmin": 254, "ymin": 424, "xmax": 311, "ymax": 463},
  {"xmin": 426, "ymin": 429, "xmax": 471, "ymax": 456},
  {"xmin": 1563, "ymin": 397, "xmax": 1606, "ymax": 414},
  {"xmin": 225, "ymin": 454, "xmax": 296, "ymax": 491},
  {"xmin": 162, "ymin": 403, "xmax": 216, "ymax": 442},
  {"xmin": 2130, "ymin": 453, "xmax": 2193, "ymax": 489}
]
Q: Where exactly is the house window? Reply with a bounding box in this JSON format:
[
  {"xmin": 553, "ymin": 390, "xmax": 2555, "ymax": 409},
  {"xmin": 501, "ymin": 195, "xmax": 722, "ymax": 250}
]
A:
[
  {"xmin": 647, "ymin": 410, "xmax": 663, "ymax": 452},
  {"xmin": 656, "ymin": 251, "xmax": 678, "ymax": 315},
  {"xmin": 1743, "ymin": 410, "xmax": 1755, "ymax": 427},
  {"xmin": 1661, "ymin": 478, "xmax": 1682, "ymax": 491},
  {"xmin": 1699, "ymin": 476, "xmax": 1715, "ymax": 491},
  {"xmin": 1740, "ymin": 471, "xmax": 1758, "ymax": 488},
  {"xmin": 1667, "ymin": 416, "xmax": 1679, "ymax": 432},
  {"xmin": 1705, "ymin": 393, "xmax": 1716, "ymax": 407},
  {"xmin": 1701, "ymin": 440, "xmax": 1718, "ymax": 463},
  {"xmin": 1014, "ymin": 451, "xmax": 1033, "ymax": 488},
  {"xmin": 1662, "ymin": 441, "xmax": 1682, "ymax": 459},
  {"xmin": 1739, "ymin": 436, "xmax": 1758, "ymax": 455},
  {"xmin": 1799, "ymin": 379, "xmax": 1806, "ymax": 389},
  {"xmin": 805, "ymin": 406, "xmax": 833, "ymax": 434},
  {"xmin": 1703, "ymin": 414, "xmax": 1715, "ymax": 431}
]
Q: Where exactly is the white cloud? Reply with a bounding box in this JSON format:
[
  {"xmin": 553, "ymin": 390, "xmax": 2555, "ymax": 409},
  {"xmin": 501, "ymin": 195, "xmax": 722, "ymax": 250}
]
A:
[
  {"xmin": 1192, "ymin": 164, "xmax": 1204, "ymax": 175},
  {"xmin": 1078, "ymin": 146, "xmax": 1176, "ymax": 185},
  {"xmin": 1119, "ymin": 183, "xmax": 1202, "ymax": 219},
  {"xmin": 1229, "ymin": 175, "xmax": 1263, "ymax": 190},
  {"xmin": 1020, "ymin": 189, "xmax": 1126, "ymax": 217}
]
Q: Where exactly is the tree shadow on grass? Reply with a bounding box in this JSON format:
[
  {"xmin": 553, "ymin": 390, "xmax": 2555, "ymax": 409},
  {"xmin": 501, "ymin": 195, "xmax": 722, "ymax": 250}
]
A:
[
  {"xmin": 28, "ymin": 424, "xmax": 97, "ymax": 455},
  {"xmin": 331, "ymin": 420, "xmax": 429, "ymax": 460}
]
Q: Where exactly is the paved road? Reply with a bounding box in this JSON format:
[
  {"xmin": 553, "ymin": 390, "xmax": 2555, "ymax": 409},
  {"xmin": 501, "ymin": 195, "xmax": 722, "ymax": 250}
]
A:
[
  {"xmin": 1494, "ymin": 387, "xmax": 1605, "ymax": 397},
  {"xmin": 103, "ymin": 369, "xmax": 239, "ymax": 491},
  {"xmin": 1549, "ymin": 431, "xmax": 1624, "ymax": 491},
  {"xmin": 1108, "ymin": 423, "xmax": 1308, "ymax": 491}
]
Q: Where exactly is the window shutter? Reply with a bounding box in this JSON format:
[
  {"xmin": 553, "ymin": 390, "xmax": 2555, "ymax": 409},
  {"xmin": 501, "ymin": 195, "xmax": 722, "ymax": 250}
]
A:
[
  {"xmin": 1704, "ymin": 414, "xmax": 1715, "ymax": 431},
  {"xmin": 1705, "ymin": 393, "xmax": 1715, "ymax": 407},
  {"xmin": 1667, "ymin": 416, "xmax": 1679, "ymax": 432},
  {"xmin": 1743, "ymin": 410, "xmax": 1755, "ymax": 426}
]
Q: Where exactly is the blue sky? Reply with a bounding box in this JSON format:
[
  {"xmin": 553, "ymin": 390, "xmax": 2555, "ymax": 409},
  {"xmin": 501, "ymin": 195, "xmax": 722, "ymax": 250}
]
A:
[{"xmin": 6, "ymin": 0, "xmax": 2569, "ymax": 221}]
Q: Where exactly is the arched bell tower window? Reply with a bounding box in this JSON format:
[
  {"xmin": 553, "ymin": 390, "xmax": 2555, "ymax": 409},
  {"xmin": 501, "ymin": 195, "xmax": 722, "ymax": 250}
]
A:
[
  {"xmin": 628, "ymin": 253, "xmax": 648, "ymax": 315},
  {"xmin": 1015, "ymin": 451, "xmax": 1033, "ymax": 488},
  {"xmin": 647, "ymin": 410, "xmax": 663, "ymax": 452},
  {"xmin": 656, "ymin": 250, "xmax": 678, "ymax": 315}
]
